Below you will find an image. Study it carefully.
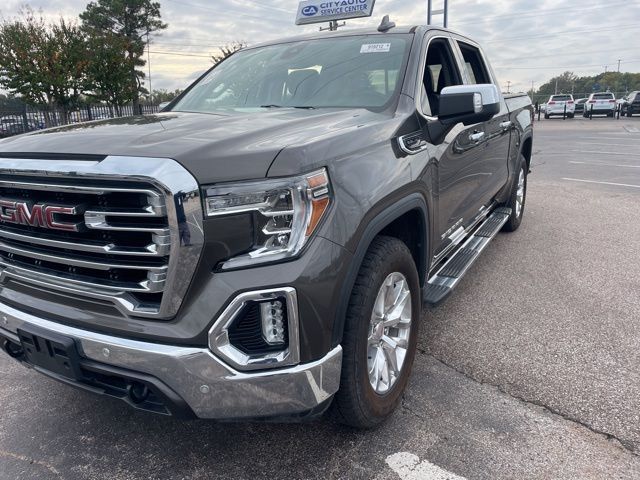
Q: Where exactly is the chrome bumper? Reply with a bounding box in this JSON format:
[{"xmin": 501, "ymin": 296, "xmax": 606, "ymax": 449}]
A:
[{"xmin": 0, "ymin": 302, "xmax": 342, "ymax": 419}]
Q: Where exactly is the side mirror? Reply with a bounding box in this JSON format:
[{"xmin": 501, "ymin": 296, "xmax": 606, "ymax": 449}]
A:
[{"xmin": 438, "ymin": 84, "xmax": 501, "ymax": 126}]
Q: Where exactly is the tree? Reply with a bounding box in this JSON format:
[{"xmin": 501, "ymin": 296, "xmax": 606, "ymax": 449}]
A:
[
  {"xmin": 211, "ymin": 42, "xmax": 246, "ymax": 65},
  {"xmin": 84, "ymin": 32, "xmax": 137, "ymax": 113},
  {"xmin": 150, "ymin": 88, "xmax": 183, "ymax": 103},
  {"xmin": 0, "ymin": 9, "xmax": 88, "ymax": 119},
  {"xmin": 537, "ymin": 71, "xmax": 579, "ymax": 97},
  {"xmin": 80, "ymin": 0, "xmax": 167, "ymax": 112}
]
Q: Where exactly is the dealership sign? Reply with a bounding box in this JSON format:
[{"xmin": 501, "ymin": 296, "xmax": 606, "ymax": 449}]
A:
[{"xmin": 295, "ymin": 0, "xmax": 376, "ymax": 25}]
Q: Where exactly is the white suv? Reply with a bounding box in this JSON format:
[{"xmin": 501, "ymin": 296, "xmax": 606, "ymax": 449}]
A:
[
  {"xmin": 544, "ymin": 94, "xmax": 575, "ymax": 119},
  {"xmin": 583, "ymin": 92, "xmax": 616, "ymax": 117}
]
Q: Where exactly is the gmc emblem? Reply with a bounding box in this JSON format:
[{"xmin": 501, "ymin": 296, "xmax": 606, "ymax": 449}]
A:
[{"xmin": 0, "ymin": 199, "xmax": 81, "ymax": 232}]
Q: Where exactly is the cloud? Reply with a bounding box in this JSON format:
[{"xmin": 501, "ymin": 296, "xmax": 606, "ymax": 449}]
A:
[{"xmin": 1, "ymin": 0, "xmax": 638, "ymax": 93}]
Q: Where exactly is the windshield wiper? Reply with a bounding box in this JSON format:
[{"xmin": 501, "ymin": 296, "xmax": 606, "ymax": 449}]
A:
[{"xmin": 260, "ymin": 105, "xmax": 316, "ymax": 110}]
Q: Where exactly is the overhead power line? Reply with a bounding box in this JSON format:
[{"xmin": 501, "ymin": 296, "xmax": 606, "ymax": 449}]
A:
[
  {"xmin": 453, "ymin": 1, "xmax": 636, "ymax": 26},
  {"xmin": 494, "ymin": 59, "xmax": 640, "ymax": 70},
  {"xmin": 485, "ymin": 23, "xmax": 639, "ymax": 43},
  {"xmin": 149, "ymin": 50, "xmax": 213, "ymax": 58}
]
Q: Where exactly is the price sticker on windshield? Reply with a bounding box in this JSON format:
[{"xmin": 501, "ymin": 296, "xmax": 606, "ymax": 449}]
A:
[{"xmin": 360, "ymin": 43, "xmax": 391, "ymax": 54}]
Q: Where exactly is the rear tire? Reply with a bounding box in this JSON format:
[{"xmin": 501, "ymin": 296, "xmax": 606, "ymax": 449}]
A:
[
  {"xmin": 502, "ymin": 155, "xmax": 528, "ymax": 233},
  {"xmin": 568, "ymin": 113, "xmax": 574, "ymax": 119},
  {"xmin": 544, "ymin": 113, "xmax": 550, "ymax": 119},
  {"xmin": 628, "ymin": 110, "xmax": 633, "ymax": 118},
  {"xmin": 333, "ymin": 236, "xmax": 420, "ymax": 429}
]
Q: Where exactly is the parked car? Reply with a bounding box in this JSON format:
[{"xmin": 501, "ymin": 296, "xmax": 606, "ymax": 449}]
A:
[
  {"xmin": 583, "ymin": 92, "xmax": 616, "ymax": 117},
  {"xmin": 0, "ymin": 118, "xmax": 38, "ymax": 137},
  {"xmin": 574, "ymin": 98, "xmax": 587, "ymax": 115},
  {"xmin": 544, "ymin": 94, "xmax": 575, "ymax": 119},
  {"xmin": 621, "ymin": 91, "xmax": 640, "ymax": 117},
  {"xmin": 0, "ymin": 22, "xmax": 533, "ymax": 428}
]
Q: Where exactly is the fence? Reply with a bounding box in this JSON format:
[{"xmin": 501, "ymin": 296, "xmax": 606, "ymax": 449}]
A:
[{"xmin": 0, "ymin": 103, "xmax": 161, "ymax": 138}]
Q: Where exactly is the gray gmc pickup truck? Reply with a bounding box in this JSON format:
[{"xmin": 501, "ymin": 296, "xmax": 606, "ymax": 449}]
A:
[{"xmin": 0, "ymin": 22, "xmax": 533, "ymax": 428}]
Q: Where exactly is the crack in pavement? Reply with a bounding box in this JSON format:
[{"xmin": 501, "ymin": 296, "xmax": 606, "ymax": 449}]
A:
[
  {"xmin": 414, "ymin": 347, "xmax": 639, "ymax": 458},
  {"xmin": 0, "ymin": 449, "xmax": 62, "ymax": 478}
]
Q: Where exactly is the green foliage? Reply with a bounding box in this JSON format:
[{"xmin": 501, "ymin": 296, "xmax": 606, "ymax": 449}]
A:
[
  {"xmin": 0, "ymin": 94, "xmax": 24, "ymax": 111},
  {"xmin": 80, "ymin": 0, "xmax": 167, "ymax": 107},
  {"xmin": 150, "ymin": 89, "xmax": 183, "ymax": 103},
  {"xmin": 536, "ymin": 71, "xmax": 640, "ymax": 101},
  {"xmin": 0, "ymin": 9, "xmax": 87, "ymax": 111}
]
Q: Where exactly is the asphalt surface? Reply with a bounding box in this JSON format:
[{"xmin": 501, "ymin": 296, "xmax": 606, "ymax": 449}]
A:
[{"xmin": 1, "ymin": 116, "xmax": 639, "ymax": 479}]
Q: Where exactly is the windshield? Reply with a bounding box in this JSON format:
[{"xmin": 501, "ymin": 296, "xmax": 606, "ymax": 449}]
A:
[{"xmin": 172, "ymin": 34, "xmax": 412, "ymax": 113}]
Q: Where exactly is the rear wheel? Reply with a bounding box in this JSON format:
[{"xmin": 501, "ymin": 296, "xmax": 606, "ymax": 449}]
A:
[
  {"xmin": 628, "ymin": 109, "xmax": 633, "ymax": 118},
  {"xmin": 503, "ymin": 155, "xmax": 528, "ymax": 232},
  {"xmin": 544, "ymin": 113, "xmax": 550, "ymax": 119},
  {"xmin": 333, "ymin": 236, "xmax": 420, "ymax": 429},
  {"xmin": 568, "ymin": 113, "xmax": 574, "ymax": 119}
]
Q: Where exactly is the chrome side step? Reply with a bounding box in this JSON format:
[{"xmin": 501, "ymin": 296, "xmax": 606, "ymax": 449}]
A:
[{"xmin": 423, "ymin": 207, "xmax": 512, "ymax": 306}]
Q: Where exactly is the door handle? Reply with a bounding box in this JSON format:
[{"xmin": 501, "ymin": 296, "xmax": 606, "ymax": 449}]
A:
[
  {"xmin": 499, "ymin": 121, "xmax": 513, "ymax": 129},
  {"xmin": 469, "ymin": 132, "xmax": 485, "ymax": 142}
]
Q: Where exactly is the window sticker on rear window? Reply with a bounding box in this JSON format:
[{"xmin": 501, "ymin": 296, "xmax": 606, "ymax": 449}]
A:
[{"xmin": 361, "ymin": 43, "xmax": 391, "ymax": 54}]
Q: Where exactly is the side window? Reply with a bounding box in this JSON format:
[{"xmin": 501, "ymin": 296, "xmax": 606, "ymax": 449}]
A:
[
  {"xmin": 457, "ymin": 42, "xmax": 491, "ymax": 85},
  {"xmin": 421, "ymin": 38, "xmax": 462, "ymax": 117}
]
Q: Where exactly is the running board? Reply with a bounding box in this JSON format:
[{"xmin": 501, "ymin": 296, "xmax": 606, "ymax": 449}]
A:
[{"xmin": 423, "ymin": 207, "xmax": 512, "ymax": 307}]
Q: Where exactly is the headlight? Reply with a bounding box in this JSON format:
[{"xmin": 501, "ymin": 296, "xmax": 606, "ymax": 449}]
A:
[{"xmin": 204, "ymin": 169, "xmax": 331, "ymax": 269}]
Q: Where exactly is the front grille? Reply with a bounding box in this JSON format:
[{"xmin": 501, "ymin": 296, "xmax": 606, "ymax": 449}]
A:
[{"xmin": 0, "ymin": 156, "xmax": 204, "ymax": 319}]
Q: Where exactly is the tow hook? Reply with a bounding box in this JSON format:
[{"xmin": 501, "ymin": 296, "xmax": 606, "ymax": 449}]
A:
[
  {"xmin": 127, "ymin": 382, "xmax": 150, "ymax": 404},
  {"xmin": 2, "ymin": 338, "xmax": 25, "ymax": 359}
]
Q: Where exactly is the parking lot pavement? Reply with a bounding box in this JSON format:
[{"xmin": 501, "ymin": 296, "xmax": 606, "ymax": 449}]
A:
[{"xmin": 1, "ymin": 118, "xmax": 640, "ymax": 479}]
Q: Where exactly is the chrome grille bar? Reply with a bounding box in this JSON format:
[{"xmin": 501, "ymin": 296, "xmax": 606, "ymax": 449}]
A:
[
  {"xmin": 0, "ymin": 240, "xmax": 168, "ymax": 272},
  {"xmin": 0, "ymin": 227, "xmax": 170, "ymax": 256}
]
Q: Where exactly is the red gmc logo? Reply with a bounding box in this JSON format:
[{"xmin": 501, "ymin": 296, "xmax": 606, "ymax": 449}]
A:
[{"xmin": 0, "ymin": 199, "xmax": 81, "ymax": 232}]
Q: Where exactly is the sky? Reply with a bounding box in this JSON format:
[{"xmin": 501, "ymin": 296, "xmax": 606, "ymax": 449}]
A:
[{"xmin": 1, "ymin": 0, "xmax": 639, "ymax": 95}]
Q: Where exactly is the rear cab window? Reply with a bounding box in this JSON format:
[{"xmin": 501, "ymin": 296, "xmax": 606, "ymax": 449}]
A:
[
  {"xmin": 550, "ymin": 95, "xmax": 572, "ymax": 102},
  {"xmin": 457, "ymin": 42, "xmax": 491, "ymax": 85},
  {"xmin": 592, "ymin": 93, "xmax": 614, "ymax": 100}
]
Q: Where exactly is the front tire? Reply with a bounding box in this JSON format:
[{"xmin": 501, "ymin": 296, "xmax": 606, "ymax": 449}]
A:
[
  {"xmin": 503, "ymin": 155, "xmax": 528, "ymax": 232},
  {"xmin": 333, "ymin": 236, "xmax": 420, "ymax": 429}
]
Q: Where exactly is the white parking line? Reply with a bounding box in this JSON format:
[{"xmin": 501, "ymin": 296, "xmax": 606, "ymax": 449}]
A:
[
  {"xmin": 570, "ymin": 161, "xmax": 640, "ymax": 168},
  {"xmin": 562, "ymin": 178, "xmax": 640, "ymax": 189},
  {"xmin": 571, "ymin": 150, "xmax": 640, "ymax": 156},
  {"xmin": 580, "ymin": 142, "xmax": 640, "ymax": 147},
  {"xmin": 386, "ymin": 452, "xmax": 467, "ymax": 480}
]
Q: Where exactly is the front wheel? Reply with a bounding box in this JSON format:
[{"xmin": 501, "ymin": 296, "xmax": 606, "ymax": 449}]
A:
[
  {"xmin": 333, "ymin": 236, "xmax": 420, "ymax": 429},
  {"xmin": 502, "ymin": 155, "xmax": 528, "ymax": 232}
]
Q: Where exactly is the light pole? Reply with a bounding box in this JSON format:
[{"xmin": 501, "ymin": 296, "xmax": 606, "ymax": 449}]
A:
[
  {"xmin": 147, "ymin": 31, "xmax": 153, "ymax": 106},
  {"xmin": 617, "ymin": 59, "xmax": 621, "ymax": 73}
]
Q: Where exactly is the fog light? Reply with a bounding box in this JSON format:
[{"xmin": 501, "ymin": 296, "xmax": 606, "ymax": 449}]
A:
[{"xmin": 261, "ymin": 300, "xmax": 285, "ymax": 345}]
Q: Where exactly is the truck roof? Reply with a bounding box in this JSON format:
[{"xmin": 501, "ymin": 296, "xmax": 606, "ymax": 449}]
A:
[{"xmin": 250, "ymin": 25, "xmax": 469, "ymax": 50}]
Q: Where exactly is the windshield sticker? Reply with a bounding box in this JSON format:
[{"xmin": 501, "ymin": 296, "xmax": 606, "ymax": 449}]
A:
[{"xmin": 360, "ymin": 43, "xmax": 391, "ymax": 54}]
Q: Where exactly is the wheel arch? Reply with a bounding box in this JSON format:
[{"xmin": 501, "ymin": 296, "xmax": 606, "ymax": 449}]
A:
[
  {"xmin": 331, "ymin": 193, "xmax": 430, "ymax": 348},
  {"xmin": 520, "ymin": 134, "xmax": 533, "ymax": 172}
]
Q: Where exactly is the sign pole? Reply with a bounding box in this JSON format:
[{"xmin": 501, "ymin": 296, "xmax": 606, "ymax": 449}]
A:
[
  {"xmin": 427, "ymin": 0, "xmax": 432, "ymax": 25},
  {"xmin": 443, "ymin": 0, "xmax": 448, "ymax": 28}
]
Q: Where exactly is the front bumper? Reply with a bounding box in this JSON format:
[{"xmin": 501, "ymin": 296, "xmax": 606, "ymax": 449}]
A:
[{"xmin": 0, "ymin": 301, "xmax": 342, "ymax": 420}]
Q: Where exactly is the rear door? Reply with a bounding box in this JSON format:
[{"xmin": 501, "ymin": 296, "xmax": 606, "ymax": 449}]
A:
[
  {"xmin": 590, "ymin": 92, "xmax": 615, "ymax": 111},
  {"xmin": 453, "ymin": 39, "xmax": 511, "ymax": 212},
  {"xmin": 549, "ymin": 95, "xmax": 574, "ymax": 113}
]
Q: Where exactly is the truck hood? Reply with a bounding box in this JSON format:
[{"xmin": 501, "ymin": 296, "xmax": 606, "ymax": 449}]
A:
[{"xmin": 0, "ymin": 109, "xmax": 381, "ymax": 184}]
